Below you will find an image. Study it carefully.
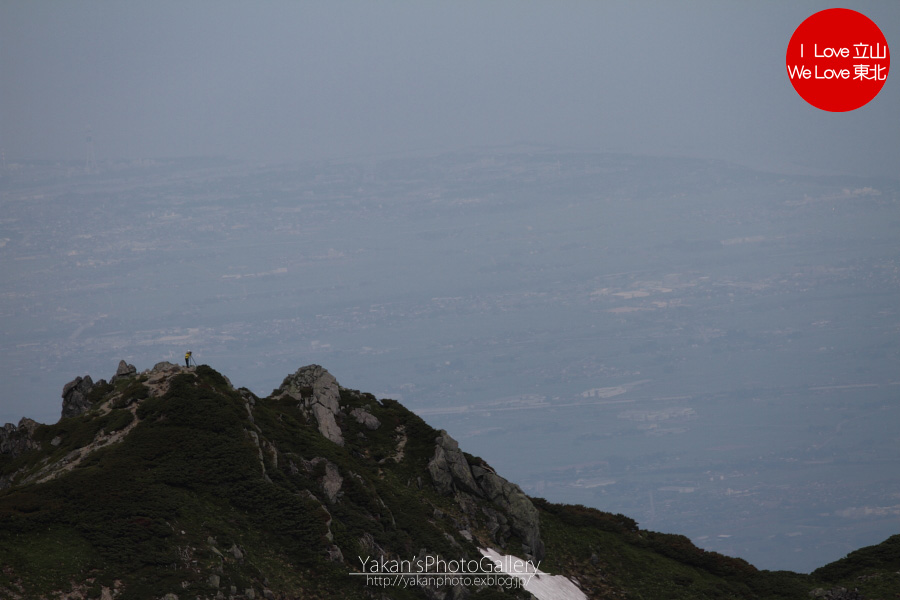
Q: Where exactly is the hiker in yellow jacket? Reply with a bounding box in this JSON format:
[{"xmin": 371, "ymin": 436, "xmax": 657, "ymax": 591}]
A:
[{"xmin": 185, "ymin": 351, "xmax": 192, "ymax": 368}]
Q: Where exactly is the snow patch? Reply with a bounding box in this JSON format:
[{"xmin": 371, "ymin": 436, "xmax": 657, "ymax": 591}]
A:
[{"xmin": 479, "ymin": 548, "xmax": 587, "ymax": 600}]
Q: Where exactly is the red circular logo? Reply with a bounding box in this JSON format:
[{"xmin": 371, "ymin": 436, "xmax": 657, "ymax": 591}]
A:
[{"xmin": 786, "ymin": 8, "xmax": 890, "ymax": 112}]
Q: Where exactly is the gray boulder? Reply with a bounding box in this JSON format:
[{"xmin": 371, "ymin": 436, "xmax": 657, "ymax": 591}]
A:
[
  {"xmin": 350, "ymin": 407, "xmax": 381, "ymax": 430},
  {"xmin": 109, "ymin": 360, "xmax": 137, "ymax": 384},
  {"xmin": 278, "ymin": 365, "xmax": 344, "ymax": 446},
  {"xmin": 61, "ymin": 375, "xmax": 94, "ymax": 418}
]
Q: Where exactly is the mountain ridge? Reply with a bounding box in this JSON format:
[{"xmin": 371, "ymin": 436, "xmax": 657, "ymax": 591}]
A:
[{"xmin": 0, "ymin": 361, "xmax": 896, "ymax": 600}]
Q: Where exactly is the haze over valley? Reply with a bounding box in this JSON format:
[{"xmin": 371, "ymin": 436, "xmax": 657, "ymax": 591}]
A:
[{"xmin": 2, "ymin": 149, "xmax": 898, "ymax": 573}]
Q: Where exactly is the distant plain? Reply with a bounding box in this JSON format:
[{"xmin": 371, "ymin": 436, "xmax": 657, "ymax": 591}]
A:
[{"xmin": 1, "ymin": 148, "xmax": 898, "ymax": 572}]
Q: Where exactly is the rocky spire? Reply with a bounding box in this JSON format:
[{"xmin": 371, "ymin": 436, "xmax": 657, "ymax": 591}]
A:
[
  {"xmin": 276, "ymin": 364, "xmax": 345, "ymax": 446},
  {"xmin": 61, "ymin": 375, "xmax": 94, "ymax": 418}
]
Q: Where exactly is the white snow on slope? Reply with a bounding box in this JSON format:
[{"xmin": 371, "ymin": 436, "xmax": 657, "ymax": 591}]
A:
[{"xmin": 479, "ymin": 548, "xmax": 587, "ymax": 600}]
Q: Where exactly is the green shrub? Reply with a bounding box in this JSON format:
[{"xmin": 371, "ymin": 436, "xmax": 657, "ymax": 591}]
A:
[
  {"xmin": 87, "ymin": 380, "xmax": 114, "ymax": 405},
  {"xmin": 103, "ymin": 409, "xmax": 134, "ymax": 434}
]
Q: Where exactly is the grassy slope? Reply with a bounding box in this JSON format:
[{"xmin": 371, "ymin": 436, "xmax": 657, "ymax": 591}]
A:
[
  {"xmin": 810, "ymin": 534, "xmax": 900, "ymax": 599},
  {"xmin": 1, "ymin": 368, "xmax": 330, "ymax": 599}
]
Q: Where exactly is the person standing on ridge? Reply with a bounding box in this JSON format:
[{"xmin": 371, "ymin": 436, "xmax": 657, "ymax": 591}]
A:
[{"xmin": 185, "ymin": 351, "xmax": 192, "ymax": 368}]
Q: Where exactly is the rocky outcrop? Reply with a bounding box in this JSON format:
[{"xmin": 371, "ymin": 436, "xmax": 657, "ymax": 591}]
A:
[
  {"xmin": 311, "ymin": 404, "xmax": 343, "ymax": 446},
  {"xmin": 471, "ymin": 464, "xmax": 544, "ymax": 560},
  {"xmin": 277, "ymin": 365, "xmax": 344, "ymax": 446},
  {"xmin": 0, "ymin": 418, "xmax": 41, "ymax": 489},
  {"xmin": 296, "ymin": 457, "xmax": 344, "ymax": 503},
  {"xmin": 320, "ymin": 460, "xmax": 343, "ymax": 503},
  {"xmin": 110, "ymin": 360, "xmax": 137, "ymax": 384},
  {"xmin": 427, "ymin": 430, "xmax": 544, "ymax": 560},
  {"xmin": 150, "ymin": 361, "xmax": 180, "ymax": 374},
  {"xmin": 0, "ymin": 418, "xmax": 39, "ymax": 458},
  {"xmin": 358, "ymin": 532, "xmax": 386, "ymax": 561},
  {"xmin": 145, "ymin": 362, "xmax": 181, "ymax": 397},
  {"xmin": 61, "ymin": 375, "xmax": 94, "ymax": 418},
  {"xmin": 428, "ymin": 431, "xmax": 481, "ymax": 496},
  {"xmin": 247, "ymin": 430, "xmax": 271, "ymax": 483}
]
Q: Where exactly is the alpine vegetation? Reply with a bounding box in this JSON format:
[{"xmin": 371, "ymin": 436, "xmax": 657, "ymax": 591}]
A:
[{"xmin": 1, "ymin": 361, "xmax": 897, "ymax": 599}]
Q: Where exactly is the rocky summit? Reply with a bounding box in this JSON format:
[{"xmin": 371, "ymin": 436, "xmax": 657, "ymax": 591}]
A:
[{"xmin": 0, "ymin": 362, "xmax": 898, "ymax": 600}]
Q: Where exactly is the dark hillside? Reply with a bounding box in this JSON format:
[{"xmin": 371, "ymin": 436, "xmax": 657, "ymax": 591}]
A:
[{"xmin": 0, "ymin": 361, "xmax": 896, "ymax": 600}]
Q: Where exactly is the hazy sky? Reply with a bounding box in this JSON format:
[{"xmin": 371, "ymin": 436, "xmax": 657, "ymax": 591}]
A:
[{"xmin": 1, "ymin": 1, "xmax": 898, "ymax": 176}]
